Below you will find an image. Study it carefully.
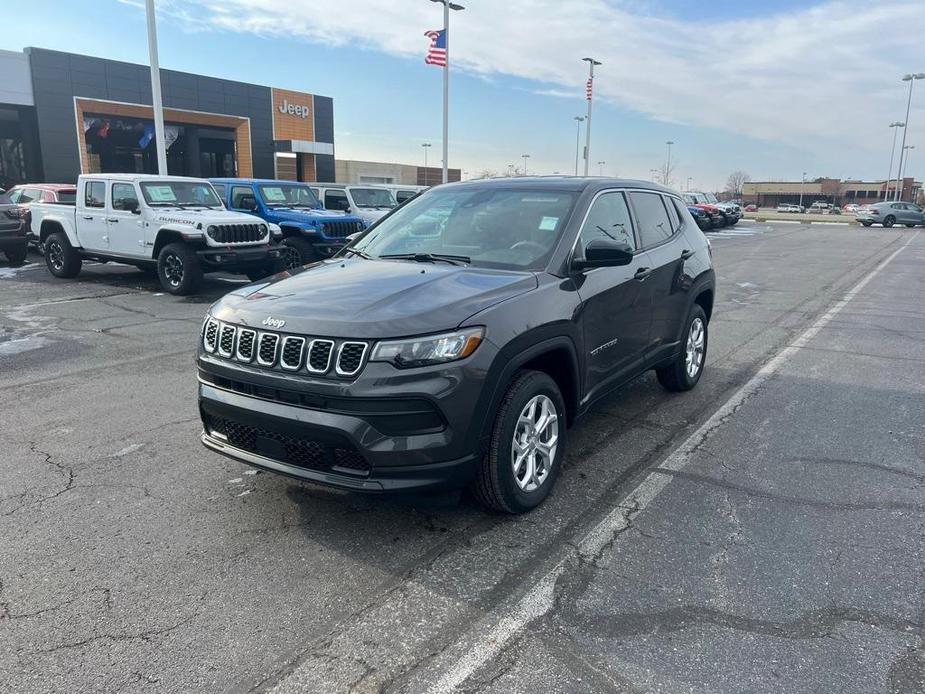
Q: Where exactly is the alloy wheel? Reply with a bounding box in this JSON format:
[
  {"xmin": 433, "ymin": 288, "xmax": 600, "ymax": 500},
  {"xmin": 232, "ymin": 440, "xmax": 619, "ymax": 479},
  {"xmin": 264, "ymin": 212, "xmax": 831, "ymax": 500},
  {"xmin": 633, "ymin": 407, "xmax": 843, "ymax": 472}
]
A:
[
  {"xmin": 686, "ymin": 317, "xmax": 705, "ymax": 378},
  {"xmin": 281, "ymin": 245, "xmax": 302, "ymax": 270},
  {"xmin": 511, "ymin": 394, "xmax": 559, "ymax": 492},
  {"xmin": 164, "ymin": 253, "xmax": 184, "ymax": 287},
  {"xmin": 47, "ymin": 241, "xmax": 64, "ymax": 271}
]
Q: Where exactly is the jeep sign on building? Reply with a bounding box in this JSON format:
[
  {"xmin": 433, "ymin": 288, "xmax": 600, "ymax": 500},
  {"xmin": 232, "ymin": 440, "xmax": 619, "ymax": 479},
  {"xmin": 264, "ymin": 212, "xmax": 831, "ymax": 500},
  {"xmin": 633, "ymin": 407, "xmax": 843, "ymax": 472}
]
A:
[{"xmin": 0, "ymin": 47, "xmax": 336, "ymax": 187}]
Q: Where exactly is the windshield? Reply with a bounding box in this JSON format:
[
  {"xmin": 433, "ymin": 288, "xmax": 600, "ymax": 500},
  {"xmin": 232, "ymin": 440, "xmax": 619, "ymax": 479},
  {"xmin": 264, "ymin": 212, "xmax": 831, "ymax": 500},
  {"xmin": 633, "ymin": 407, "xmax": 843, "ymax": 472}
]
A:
[
  {"xmin": 350, "ymin": 188, "xmax": 397, "ymax": 209},
  {"xmin": 703, "ymin": 192, "xmax": 719, "ymax": 203},
  {"xmin": 139, "ymin": 181, "xmax": 222, "ymax": 207},
  {"xmin": 257, "ymin": 184, "xmax": 320, "ymax": 208},
  {"xmin": 353, "ymin": 186, "xmax": 578, "ymax": 271}
]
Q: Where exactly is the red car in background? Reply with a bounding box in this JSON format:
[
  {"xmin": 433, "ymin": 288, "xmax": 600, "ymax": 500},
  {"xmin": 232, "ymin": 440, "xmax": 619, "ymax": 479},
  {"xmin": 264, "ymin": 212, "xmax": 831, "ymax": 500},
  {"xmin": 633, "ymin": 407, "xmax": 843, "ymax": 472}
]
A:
[{"xmin": 5, "ymin": 184, "xmax": 78, "ymax": 248}]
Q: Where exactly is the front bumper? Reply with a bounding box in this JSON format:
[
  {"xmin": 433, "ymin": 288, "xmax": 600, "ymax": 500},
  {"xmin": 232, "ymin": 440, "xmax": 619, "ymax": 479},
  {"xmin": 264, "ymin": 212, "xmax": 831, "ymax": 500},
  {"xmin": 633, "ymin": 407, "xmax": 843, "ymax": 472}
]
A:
[{"xmin": 197, "ymin": 244, "xmax": 282, "ymax": 270}]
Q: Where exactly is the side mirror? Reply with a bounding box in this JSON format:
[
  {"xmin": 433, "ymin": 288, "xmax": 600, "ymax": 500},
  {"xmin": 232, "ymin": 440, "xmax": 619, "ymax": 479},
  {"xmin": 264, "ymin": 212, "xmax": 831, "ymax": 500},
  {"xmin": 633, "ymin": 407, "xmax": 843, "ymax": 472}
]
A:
[
  {"xmin": 574, "ymin": 239, "xmax": 635, "ymax": 270},
  {"xmin": 126, "ymin": 199, "xmax": 140, "ymax": 214}
]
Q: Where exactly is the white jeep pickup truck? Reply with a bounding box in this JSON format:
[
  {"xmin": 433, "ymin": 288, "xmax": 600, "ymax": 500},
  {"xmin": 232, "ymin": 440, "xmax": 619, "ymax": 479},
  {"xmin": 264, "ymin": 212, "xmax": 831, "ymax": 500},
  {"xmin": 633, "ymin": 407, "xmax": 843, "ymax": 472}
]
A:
[{"xmin": 30, "ymin": 174, "xmax": 284, "ymax": 295}]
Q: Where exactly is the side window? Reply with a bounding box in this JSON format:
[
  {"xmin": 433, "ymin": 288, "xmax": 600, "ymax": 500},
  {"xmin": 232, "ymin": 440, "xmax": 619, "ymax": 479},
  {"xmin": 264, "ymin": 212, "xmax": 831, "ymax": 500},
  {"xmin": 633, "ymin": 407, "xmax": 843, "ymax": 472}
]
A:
[
  {"xmin": 212, "ymin": 184, "xmax": 226, "ymax": 198},
  {"xmin": 628, "ymin": 191, "xmax": 674, "ymax": 248},
  {"xmin": 325, "ymin": 190, "xmax": 350, "ymax": 211},
  {"xmin": 6, "ymin": 189, "xmax": 21, "ymax": 203},
  {"xmin": 231, "ymin": 185, "xmax": 256, "ymax": 210},
  {"xmin": 84, "ymin": 181, "xmax": 106, "ymax": 209},
  {"xmin": 310, "ymin": 187, "xmax": 320, "ymax": 198},
  {"xmin": 664, "ymin": 196, "xmax": 681, "ymax": 231},
  {"xmin": 578, "ymin": 191, "xmax": 636, "ymax": 252},
  {"xmin": 111, "ymin": 183, "xmax": 139, "ymax": 211}
]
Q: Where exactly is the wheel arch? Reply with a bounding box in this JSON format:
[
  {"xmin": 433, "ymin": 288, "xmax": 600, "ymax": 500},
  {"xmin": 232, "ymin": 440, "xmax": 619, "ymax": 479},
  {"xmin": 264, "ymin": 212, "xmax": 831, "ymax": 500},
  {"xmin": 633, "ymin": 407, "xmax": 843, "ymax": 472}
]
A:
[
  {"xmin": 152, "ymin": 228, "xmax": 187, "ymax": 258},
  {"xmin": 39, "ymin": 219, "xmax": 67, "ymax": 245}
]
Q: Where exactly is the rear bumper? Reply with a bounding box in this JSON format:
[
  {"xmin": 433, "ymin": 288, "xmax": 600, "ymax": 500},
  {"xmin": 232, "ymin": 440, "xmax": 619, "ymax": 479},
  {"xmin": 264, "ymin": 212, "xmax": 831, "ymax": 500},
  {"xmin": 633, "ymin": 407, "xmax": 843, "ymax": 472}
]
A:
[
  {"xmin": 0, "ymin": 224, "xmax": 27, "ymax": 251},
  {"xmin": 197, "ymin": 244, "xmax": 282, "ymax": 270}
]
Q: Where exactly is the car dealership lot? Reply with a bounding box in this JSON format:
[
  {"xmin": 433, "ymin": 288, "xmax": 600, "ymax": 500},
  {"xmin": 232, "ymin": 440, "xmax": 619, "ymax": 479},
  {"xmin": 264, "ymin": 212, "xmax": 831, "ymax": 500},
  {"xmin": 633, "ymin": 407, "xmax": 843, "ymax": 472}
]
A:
[{"xmin": 1, "ymin": 223, "xmax": 923, "ymax": 693}]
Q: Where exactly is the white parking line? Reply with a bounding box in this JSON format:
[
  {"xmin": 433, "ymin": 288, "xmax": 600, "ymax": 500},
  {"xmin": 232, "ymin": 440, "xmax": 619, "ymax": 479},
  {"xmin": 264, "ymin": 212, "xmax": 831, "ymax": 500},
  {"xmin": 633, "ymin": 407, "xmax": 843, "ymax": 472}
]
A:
[{"xmin": 421, "ymin": 230, "xmax": 920, "ymax": 694}]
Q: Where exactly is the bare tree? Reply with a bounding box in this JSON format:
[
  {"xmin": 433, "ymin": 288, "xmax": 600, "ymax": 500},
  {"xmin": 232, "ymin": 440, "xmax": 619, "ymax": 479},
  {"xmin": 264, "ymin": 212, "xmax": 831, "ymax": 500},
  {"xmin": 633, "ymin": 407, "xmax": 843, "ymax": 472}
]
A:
[
  {"xmin": 662, "ymin": 159, "xmax": 679, "ymax": 187},
  {"xmin": 725, "ymin": 170, "xmax": 751, "ymax": 197}
]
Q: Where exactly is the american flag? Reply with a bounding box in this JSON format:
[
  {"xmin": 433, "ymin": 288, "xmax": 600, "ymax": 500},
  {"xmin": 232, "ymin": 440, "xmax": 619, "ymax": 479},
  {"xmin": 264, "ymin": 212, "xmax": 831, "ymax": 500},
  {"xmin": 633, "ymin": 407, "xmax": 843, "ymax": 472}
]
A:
[
  {"xmin": 586, "ymin": 77, "xmax": 593, "ymax": 101},
  {"xmin": 425, "ymin": 29, "xmax": 447, "ymax": 67}
]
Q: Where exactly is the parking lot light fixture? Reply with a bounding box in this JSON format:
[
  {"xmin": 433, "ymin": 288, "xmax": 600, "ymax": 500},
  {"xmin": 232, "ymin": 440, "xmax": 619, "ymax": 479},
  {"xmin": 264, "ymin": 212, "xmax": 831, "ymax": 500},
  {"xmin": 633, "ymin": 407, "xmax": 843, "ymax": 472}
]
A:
[
  {"xmin": 898, "ymin": 145, "xmax": 915, "ymax": 198},
  {"xmin": 522, "ymin": 153, "xmax": 530, "ymax": 176},
  {"xmin": 885, "ymin": 122, "xmax": 905, "ymax": 200},
  {"xmin": 664, "ymin": 141, "xmax": 674, "ymax": 185},
  {"xmin": 597, "ymin": 161, "xmax": 605, "ymax": 176},
  {"xmin": 573, "ymin": 116, "xmax": 585, "ymax": 176},
  {"xmin": 421, "ymin": 143, "xmax": 432, "ymax": 186},
  {"xmin": 799, "ymin": 171, "xmax": 806, "ymax": 211},
  {"xmin": 895, "ymin": 73, "xmax": 924, "ymax": 200}
]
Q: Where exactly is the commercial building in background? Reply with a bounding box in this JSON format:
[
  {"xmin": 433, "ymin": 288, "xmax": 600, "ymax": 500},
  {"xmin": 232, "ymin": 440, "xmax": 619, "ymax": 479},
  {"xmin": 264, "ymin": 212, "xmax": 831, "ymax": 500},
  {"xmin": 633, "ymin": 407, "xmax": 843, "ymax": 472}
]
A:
[
  {"xmin": 0, "ymin": 47, "xmax": 336, "ymax": 189},
  {"xmin": 743, "ymin": 177, "xmax": 922, "ymax": 208},
  {"xmin": 335, "ymin": 158, "xmax": 460, "ymax": 186}
]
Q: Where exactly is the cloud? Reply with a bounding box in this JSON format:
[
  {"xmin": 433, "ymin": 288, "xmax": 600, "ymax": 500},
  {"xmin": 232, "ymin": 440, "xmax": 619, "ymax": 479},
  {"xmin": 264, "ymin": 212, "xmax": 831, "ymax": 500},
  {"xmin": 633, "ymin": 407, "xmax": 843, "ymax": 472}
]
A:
[{"xmin": 138, "ymin": 0, "xmax": 924, "ymax": 168}]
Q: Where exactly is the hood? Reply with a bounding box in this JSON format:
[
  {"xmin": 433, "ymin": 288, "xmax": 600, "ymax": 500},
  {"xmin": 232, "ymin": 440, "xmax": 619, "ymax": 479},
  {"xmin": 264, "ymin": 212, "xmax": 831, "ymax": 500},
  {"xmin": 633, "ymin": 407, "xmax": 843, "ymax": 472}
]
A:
[
  {"xmin": 152, "ymin": 208, "xmax": 264, "ymax": 227},
  {"xmin": 353, "ymin": 208, "xmax": 392, "ymax": 224},
  {"xmin": 268, "ymin": 207, "xmax": 363, "ymax": 226},
  {"xmin": 693, "ymin": 203, "xmax": 720, "ymax": 212},
  {"xmin": 212, "ymin": 257, "xmax": 538, "ymax": 338}
]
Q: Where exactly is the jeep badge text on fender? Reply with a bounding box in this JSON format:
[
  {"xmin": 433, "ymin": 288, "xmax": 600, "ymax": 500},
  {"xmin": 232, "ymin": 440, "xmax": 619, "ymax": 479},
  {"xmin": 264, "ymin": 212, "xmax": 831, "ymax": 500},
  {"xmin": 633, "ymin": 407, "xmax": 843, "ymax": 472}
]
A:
[{"xmin": 263, "ymin": 316, "xmax": 286, "ymax": 329}]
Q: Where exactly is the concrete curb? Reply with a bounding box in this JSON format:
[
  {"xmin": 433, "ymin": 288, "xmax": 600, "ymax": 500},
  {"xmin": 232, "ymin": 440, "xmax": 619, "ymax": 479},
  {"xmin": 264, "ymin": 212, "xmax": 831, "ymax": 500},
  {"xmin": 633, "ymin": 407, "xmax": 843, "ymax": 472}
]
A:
[{"xmin": 749, "ymin": 216, "xmax": 858, "ymax": 226}]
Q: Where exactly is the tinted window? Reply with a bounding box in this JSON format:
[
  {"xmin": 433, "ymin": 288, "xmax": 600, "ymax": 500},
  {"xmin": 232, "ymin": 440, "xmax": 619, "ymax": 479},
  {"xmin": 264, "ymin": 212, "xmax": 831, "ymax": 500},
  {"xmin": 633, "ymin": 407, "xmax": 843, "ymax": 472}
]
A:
[
  {"xmin": 231, "ymin": 185, "xmax": 256, "ymax": 209},
  {"xmin": 578, "ymin": 192, "xmax": 635, "ymax": 252},
  {"xmin": 664, "ymin": 196, "xmax": 681, "ymax": 231},
  {"xmin": 6, "ymin": 189, "xmax": 21, "ymax": 203},
  {"xmin": 212, "ymin": 184, "xmax": 226, "ymax": 198},
  {"xmin": 111, "ymin": 183, "xmax": 139, "ymax": 211},
  {"xmin": 628, "ymin": 191, "xmax": 673, "ymax": 248},
  {"xmin": 85, "ymin": 181, "xmax": 105, "ymax": 208},
  {"xmin": 325, "ymin": 190, "xmax": 350, "ymax": 211},
  {"xmin": 17, "ymin": 188, "xmax": 39, "ymax": 203},
  {"xmin": 57, "ymin": 190, "xmax": 76, "ymax": 203},
  {"xmin": 396, "ymin": 190, "xmax": 416, "ymax": 203}
]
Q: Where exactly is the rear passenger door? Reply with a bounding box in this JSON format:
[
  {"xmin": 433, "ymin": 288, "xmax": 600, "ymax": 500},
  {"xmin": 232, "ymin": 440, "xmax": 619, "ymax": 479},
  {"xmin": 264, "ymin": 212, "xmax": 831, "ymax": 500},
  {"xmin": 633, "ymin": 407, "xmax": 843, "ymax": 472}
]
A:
[
  {"xmin": 78, "ymin": 180, "xmax": 110, "ymax": 251},
  {"xmin": 575, "ymin": 190, "xmax": 653, "ymax": 394},
  {"xmin": 626, "ymin": 191, "xmax": 691, "ymax": 356}
]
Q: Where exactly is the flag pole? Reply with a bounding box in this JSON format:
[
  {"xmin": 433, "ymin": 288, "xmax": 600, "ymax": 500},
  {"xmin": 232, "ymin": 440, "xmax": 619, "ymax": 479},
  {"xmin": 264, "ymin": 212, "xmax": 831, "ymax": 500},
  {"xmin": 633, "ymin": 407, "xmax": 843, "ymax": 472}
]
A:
[
  {"xmin": 442, "ymin": 1, "xmax": 449, "ymax": 185},
  {"xmin": 145, "ymin": 0, "xmax": 168, "ymax": 176},
  {"xmin": 582, "ymin": 57, "xmax": 601, "ymax": 177}
]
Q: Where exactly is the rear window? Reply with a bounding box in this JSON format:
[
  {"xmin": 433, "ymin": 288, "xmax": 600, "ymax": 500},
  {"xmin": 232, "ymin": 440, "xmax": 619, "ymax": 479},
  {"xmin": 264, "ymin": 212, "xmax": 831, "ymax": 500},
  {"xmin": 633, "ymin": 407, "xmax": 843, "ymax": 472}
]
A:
[{"xmin": 57, "ymin": 190, "xmax": 76, "ymax": 203}]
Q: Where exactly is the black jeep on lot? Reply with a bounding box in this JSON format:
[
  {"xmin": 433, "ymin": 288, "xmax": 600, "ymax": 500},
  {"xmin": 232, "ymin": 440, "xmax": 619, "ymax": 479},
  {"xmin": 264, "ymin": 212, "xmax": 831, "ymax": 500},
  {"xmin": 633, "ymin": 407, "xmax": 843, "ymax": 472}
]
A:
[
  {"xmin": 0, "ymin": 192, "xmax": 28, "ymax": 267},
  {"xmin": 197, "ymin": 177, "xmax": 716, "ymax": 513}
]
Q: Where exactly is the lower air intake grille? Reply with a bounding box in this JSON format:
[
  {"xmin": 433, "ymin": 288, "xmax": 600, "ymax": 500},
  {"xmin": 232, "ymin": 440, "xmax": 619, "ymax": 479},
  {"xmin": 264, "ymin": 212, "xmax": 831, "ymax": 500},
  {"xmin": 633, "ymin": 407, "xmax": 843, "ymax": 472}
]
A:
[
  {"xmin": 204, "ymin": 413, "xmax": 370, "ymax": 475},
  {"xmin": 337, "ymin": 342, "xmax": 368, "ymax": 376}
]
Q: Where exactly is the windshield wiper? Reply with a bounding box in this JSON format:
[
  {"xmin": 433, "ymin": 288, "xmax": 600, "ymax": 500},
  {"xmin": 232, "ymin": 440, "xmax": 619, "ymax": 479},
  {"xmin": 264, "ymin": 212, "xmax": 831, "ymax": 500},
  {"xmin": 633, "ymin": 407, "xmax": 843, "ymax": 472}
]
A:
[
  {"xmin": 379, "ymin": 252, "xmax": 470, "ymax": 266},
  {"xmin": 342, "ymin": 247, "xmax": 371, "ymax": 259}
]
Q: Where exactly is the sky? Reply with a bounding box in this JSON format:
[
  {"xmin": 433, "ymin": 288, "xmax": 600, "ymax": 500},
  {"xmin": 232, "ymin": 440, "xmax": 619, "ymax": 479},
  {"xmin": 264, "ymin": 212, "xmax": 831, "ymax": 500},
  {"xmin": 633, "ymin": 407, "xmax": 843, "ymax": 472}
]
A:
[{"xmin": 2, "ymin": 0, "xmax": 924, "ymax": 190}]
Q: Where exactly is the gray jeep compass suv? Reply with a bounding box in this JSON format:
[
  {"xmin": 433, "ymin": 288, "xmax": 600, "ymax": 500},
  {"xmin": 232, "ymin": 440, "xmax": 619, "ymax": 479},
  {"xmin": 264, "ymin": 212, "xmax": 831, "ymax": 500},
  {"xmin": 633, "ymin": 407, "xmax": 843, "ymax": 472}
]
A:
[{"xmin": 198, "ymin": 177, "xmax": 715, "ymax": 513}]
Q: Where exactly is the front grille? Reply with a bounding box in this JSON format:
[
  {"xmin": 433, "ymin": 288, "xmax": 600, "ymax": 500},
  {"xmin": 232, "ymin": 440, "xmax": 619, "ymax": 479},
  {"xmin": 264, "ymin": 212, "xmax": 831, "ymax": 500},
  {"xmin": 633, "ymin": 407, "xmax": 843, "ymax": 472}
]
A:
[
  {"xmin": 204, "ymin": 413, "xmax": 370, "ymax": 476},
  {"xmin": 218, "ymin": 324, "xmax": 236, "ymax": 357},
  {"xmin": 257, "ymin": 333, "xmax": 279, "ymax": 366},
  {"xmin": 208, "ymin": 223, "xmax": 266, "ymax": 244},
  {"xmin": 203, "ymin": 319, "xmax": 219, "ymax": 352},
  {"xmin": 236, "ymin": 329, "xmax": 256, "ymax": 362},
  {"xmin": 280, "ymin": 336, "xmax": 305, "ymax": 370},
  {"xmin": 307, "ymin": 340, "xmax": 334, "ymax": 373},
  {"xmin": 337, "ymin": 342, "xmax": 368, "ymax": 376},
  {"xmin": 320, "ymin": 220, "xmax": 364, "ymax": 239}
]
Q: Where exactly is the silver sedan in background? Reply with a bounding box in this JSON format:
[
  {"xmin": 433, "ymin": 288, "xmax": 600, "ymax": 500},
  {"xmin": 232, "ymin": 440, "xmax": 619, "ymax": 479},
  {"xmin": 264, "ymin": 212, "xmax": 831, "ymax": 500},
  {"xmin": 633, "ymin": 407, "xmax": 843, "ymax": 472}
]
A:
[{"xmin": 856, "ymin": 201, "xmax": 924, "ymax": 227}]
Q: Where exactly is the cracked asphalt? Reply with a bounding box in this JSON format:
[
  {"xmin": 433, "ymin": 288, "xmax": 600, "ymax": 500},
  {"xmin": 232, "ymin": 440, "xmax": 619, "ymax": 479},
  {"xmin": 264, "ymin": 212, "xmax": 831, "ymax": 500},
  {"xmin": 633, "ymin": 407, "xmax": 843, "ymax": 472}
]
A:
[{"xmin": 1, "ymin": 223, "xmax": 923, "ymax": 693}]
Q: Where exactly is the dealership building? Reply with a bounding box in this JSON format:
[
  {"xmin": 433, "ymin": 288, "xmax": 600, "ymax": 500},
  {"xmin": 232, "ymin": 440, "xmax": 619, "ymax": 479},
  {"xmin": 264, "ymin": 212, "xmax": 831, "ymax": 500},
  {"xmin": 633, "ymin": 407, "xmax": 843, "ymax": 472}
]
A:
[
  {"xmin": 742, "ymin": 177, "xmax": 922, "ymax": 207},
  {"xmin": 0, "ymin": 47, "xmax": 337, "ymax": 189}
]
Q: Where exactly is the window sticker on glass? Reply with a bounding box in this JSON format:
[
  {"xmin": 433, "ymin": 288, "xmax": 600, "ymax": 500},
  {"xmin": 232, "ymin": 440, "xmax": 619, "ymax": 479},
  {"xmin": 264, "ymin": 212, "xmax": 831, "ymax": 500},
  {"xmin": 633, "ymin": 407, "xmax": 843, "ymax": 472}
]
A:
[
  {"xmin": 147, "ymin": 186, "xmax": 177, "ymax": 202},
  {"xmin": 538, "ymin": 216, "xmax": 559, "ymax": 231},
  {"xmin": 263, "ymin": 187, "xmax": 286, "ymax": 202}
]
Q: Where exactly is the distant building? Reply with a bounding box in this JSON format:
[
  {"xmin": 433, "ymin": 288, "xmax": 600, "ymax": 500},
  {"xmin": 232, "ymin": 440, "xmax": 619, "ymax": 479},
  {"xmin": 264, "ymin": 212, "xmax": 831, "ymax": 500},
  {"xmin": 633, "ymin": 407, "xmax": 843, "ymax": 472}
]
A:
[
  {"xmin": 743, "ymin": 178, "xmax": 922, "ymax": 207},
  {"xmin": 336, "ymin": 159, "xmax": 460, "ymax": 186}
]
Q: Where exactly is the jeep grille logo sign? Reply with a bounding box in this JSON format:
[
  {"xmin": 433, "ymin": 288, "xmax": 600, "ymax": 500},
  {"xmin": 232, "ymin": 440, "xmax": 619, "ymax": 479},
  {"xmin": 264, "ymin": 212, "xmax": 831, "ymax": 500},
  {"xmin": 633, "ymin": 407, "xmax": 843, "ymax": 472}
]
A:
[
  {"xmin": 263, "ymin": 316, "xmax": 286, "ymax": 329},
  {"xmin": 278, "ymin": 99, "xmax": 309, "ymax": 119}
]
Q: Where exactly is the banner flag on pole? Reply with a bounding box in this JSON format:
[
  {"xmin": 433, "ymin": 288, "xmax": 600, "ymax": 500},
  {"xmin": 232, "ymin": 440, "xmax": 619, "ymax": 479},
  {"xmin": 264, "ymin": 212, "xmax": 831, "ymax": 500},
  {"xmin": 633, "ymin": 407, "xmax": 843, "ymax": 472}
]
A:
[{"xmin": 424, "ymin": 29, "xmax": 447, "ymax": 67}]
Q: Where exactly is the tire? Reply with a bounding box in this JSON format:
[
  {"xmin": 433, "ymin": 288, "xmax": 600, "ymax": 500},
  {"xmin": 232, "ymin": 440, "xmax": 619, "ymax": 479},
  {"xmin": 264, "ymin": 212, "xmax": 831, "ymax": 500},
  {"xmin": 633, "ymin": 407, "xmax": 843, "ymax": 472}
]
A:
[
  {"xmin": 656, "ymin": 305, "xmax": 708, "ymax": 392},
  {"xmin": 157, "ymin": 242, "xmax": 202, "ymax": 295},
  {"xmin": 44, "ymin": 232, "xmax": 82, "ymax": 278},
  {"xmin": 472, "ymin": 370, "xmax": 567, "ymax": 514},
  {"xmin": 4, "ymin": 244, "xmax": 28, "ymax": 267},
  {"xmin": 279, "ymin": 237, "xmax": 318, "ymax": 270},
  {"xmin": 861, "ymin": 222, "xmax": 872, "ymax": 227},
  {"xmin": 905, "ymin": 224, "xmax": 915, "ymax": 228},
  {"xmin": 882, "ymin": 215, "xmax": 895, "ymax": 228}
]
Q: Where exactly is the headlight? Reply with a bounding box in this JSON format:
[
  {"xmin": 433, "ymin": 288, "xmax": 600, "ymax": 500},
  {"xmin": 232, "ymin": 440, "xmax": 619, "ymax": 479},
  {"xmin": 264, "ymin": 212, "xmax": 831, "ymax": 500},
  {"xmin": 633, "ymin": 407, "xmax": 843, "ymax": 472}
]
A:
[
  {"xmin": 206, "ymin": 225, "xmax": 217, "ymax": 239},
  {"xmin": 370, "ymin": 327, "xmax": 484, "ymax": 368},
  {"xmin": 259, "ymin": 224, "xmax": 268, "ymax": 236}
]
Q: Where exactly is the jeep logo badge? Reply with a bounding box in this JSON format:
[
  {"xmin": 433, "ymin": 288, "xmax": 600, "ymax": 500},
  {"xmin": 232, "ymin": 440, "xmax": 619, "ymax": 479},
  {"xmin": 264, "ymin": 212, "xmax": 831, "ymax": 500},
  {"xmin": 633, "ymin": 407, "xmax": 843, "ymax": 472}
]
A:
[
  {"xmin": 263, "ymin": 316, "xmax": 286, "ymax": 329},
  {"xmin": 278, "ymin": 99, "xmax": 309, "ymax": 119}
]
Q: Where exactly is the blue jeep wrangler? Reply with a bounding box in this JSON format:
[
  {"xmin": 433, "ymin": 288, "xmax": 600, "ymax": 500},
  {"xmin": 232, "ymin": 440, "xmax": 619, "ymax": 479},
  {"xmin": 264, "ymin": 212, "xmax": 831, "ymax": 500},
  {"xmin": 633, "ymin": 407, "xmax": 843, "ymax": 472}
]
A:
[{"xmin": 211, "ymin": 178, "xmax": 366, "ymax": 269}]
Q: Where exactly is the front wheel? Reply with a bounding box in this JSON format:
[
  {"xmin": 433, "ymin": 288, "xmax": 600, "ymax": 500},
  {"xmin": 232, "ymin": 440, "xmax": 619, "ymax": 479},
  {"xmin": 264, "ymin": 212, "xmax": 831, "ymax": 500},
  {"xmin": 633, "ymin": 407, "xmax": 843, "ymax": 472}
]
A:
[
  {"xmin": 656, "ymin": 305, "xmax": 708, "ymax": 392},
  {"xmin": 279, "ymin": 237, "xmax": 318, "ymax": 270},
  {"xmin": 882, "ymin": 215, "xmax": 895, "ymax": 228},
  {"xmin": 472, "ymin": 370, "xmax": 566, "ymax": 514},
  {"xmin": 44, "ymin": 232, "xmax": 82, "ymax": 278},
  {"xmin": 157, "ymin": 243, "xmax": 202, "ymax": 295},
  {"xmin": 4, "ymin": 244, "xmax": 28, "ymax": 267}
]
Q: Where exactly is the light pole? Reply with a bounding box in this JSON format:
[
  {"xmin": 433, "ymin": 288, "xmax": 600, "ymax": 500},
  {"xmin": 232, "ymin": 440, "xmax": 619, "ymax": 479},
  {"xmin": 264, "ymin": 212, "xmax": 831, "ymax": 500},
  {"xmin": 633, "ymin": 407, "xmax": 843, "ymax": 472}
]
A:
[
  {"xmin": 521, "ymin": 153, "xmax": 530, "ymax": 176},
  {"xmin": 144, "ymin": 0, "xmax": 168, "ymax": 175},
  {"xmin": 664, "ymin": 140, "xmax": 674, "ymax": 185},
  {"xmin": 885, "ymin": 122, "xmax": 905, "ymax": 200},
  {"xmin": 429, "ymin": 0, "xmax": 465, "ymax": 184},
  {"xmin": 899, "ymin": 145, "xmax": 915, "ymax": 200},
  {"xmin": 573, "ymin": 116, "xmax": 585, "ymax": 176},
  {"xmin": 799, "ymin": 171, "xmax": 806, "ymax": 211},
  {"xmin": 582, "ymin": 57, "xmax": 602, "ymax": 176},
  {"xmin": 597, "ymin": 161, "xmax": 605, "ymax": 176},
  {"xmin": 421, "ymin": 143, "xmax": 432, "ymax": 186},
  {"xmin": 895, "ymin": 73, "xmax": 925, "ymax": 200}
]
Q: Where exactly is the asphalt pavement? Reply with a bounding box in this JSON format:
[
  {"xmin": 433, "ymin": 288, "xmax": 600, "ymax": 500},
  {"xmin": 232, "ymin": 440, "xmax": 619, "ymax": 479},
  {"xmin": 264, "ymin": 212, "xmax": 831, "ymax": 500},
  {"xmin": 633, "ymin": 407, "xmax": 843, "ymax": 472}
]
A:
[{"xmin": 1, "ymin": 222, "xmax": 922, "ymax": 694}]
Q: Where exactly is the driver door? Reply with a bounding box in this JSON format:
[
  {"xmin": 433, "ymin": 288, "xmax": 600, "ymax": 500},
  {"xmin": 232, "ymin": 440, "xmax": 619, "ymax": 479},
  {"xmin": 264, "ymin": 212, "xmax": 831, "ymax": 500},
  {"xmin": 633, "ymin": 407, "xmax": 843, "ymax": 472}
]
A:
[
  {"xmin": 107, "ymin": 182, "xmax": 145, "ymax": 257},
  {"xmin": 575, "ymin": 191, "xmax": 653, "ymax": 397}
]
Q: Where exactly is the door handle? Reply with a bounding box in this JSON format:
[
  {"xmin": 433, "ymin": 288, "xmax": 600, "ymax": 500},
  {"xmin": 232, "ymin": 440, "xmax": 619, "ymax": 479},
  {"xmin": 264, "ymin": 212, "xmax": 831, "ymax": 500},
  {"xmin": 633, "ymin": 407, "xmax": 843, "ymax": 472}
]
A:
[
  {"xmin": 82, "ymin": 215, "xmax": 94, "ymax": 220},
  {"xmin": 634, "ymin": 267, "xmax": 652, "ymax": 280},
  {"xmin": 107, "ymin": 218, "xmax": 119, "ymax": 223},
  {"xmin": 680, "ymin": 249, "xmax": 694, "ymax": 260}
]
